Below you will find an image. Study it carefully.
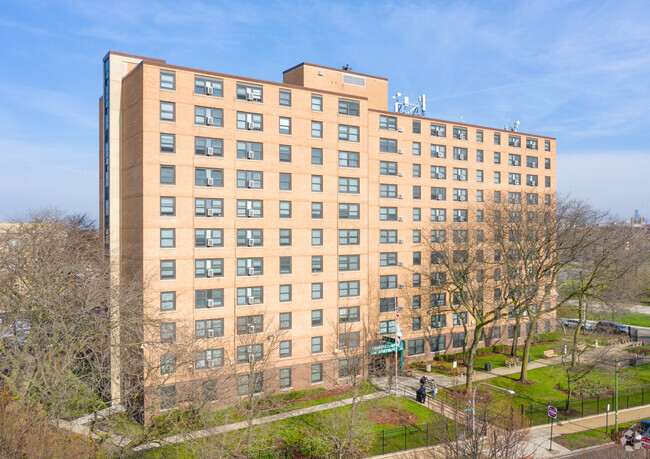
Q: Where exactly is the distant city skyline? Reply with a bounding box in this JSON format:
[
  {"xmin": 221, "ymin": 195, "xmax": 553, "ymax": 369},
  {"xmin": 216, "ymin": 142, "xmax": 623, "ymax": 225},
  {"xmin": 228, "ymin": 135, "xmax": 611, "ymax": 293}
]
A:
[{"xmin": 1, "ymin": 0, "xmax": 649, "ymax": 221}]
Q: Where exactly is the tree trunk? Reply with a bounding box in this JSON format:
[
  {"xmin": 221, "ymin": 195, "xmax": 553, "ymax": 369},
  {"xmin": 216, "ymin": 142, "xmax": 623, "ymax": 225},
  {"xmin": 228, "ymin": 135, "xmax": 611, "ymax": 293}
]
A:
[
  {"xmin": 518, "ymin": 318, "xmax": 537, "ymax": 383},
  {"xmin": 465, "ymin": 327, "xmax": 483, "ymax": 395},
  {"xmin": 510, "ymin": 317, "xmax": 521, "ymax": 357},
  {"xmin": 571, "ymin": 296, "xmax": 584, "ymax": 367}
]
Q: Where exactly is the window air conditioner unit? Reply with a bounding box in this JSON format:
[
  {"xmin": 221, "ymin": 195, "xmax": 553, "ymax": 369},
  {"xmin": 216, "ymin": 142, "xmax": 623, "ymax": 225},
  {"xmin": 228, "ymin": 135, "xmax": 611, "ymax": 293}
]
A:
[
  {"xmin": 246, "ymin": 121, "xmax": 255, "ymax": 130},
  {"xmin": 398, "ymin": 261, "xmax": 405, "ymax": 266},
  {"xmin": 398, "ymin": 149, "xmax": 404, "ymax": 154},
  {"xmin": 207, "ymin": 208, "xmax": 215, "ymax": 217},
  {"xmin": 398, "ymin": 194, "xmax": 404, "ymax": 199},
  {"xmin": 436, "ymin": 194, "xmax": 443, "ymax": 200},
  {"xmin": 206, "ymin": 177, "xmax": 214, "ymax": 186},
  {"xmin": 247, "ymin": 296, "xmax": 255, "ymax": 304},
  {"xmin": 398, "ymin": 239, "xmax": 404, "ymax": 244},
  {"xmin": 207, "ymin": 360, "xmax": 214, "ymax": 368},
  {"xmin": 206, "ymin": 116, "xmax": 214, "ymax": 126},
  {"xmin": 207, "ymin": 329, "xmax": 214, "ymax": 338},
  {"xmin": 246, "ymin": 92, "xmax": 254, "ymax": 101},
  {"xmin": 207, "ymin": 299, "xmax": 214, "ymax": 308},
  {"xmin": 247, "ymin": 180, "xmax": 255, "ymax": 188},
  {"xmin": 247, "ymin": 238, "xmax": 255, "ymax": 247},
  {"xmin": 207, "ymin": 147, "xmax": 214, "ymax": 156},
  {"xmin": 436, "ymin": 322, "xmax": 442, "ymax": 328},
  {"xmin": 247, "ymin": 209, "xmax": 255, "ymax": 217},
  {"xmin": 206, "ymin": 269, "xmax": 214, "ymax": 277},
  {"xmin": 398, "ymin": 217, "xmax": 404, "ymax": 222},
  {"xmin": 247, "ymin": 150, "xmax": 255, "ymax": 159},
  {"xmin": 437, "ymin": 216, "xmax": 444, "ymax": 222},
  {"xmin": 205, "ymin": 239, "xmax": 214, "ymax": 247},
  {"xmin": 205, "ymin": 86, "xmax": 213, "ymax": 96},
  {"xmin": 398, "ymin": 171, "xmax": 404, "ymax": 177},
  {"xmin": 437, "ymin": 173, "xmax": 443, "ymax": 179},
  {"xmin": 398, "ymin": 127, "xmax": 404, "ymax": 132},
  {"xmin": 459, "ymin": 155, "xmax": 465, "ymax": 160},
  {"xmin": 248, "ymin": 267, "xmax": 255, "ymax": 275},
  {"xmin": 398, "ymin": 284, "xmax": 405, "ymax": 288}
]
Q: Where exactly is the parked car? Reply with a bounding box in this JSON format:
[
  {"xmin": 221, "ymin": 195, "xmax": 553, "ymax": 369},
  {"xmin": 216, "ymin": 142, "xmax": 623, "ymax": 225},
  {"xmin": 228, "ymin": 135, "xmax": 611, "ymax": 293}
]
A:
[
  {"xmin": 595, "ymin": 320, "xmax": 628, "ymax": 335},
  {"xmin": 559, "ymin": 318, "xmax": 592, "ymax": 330}
]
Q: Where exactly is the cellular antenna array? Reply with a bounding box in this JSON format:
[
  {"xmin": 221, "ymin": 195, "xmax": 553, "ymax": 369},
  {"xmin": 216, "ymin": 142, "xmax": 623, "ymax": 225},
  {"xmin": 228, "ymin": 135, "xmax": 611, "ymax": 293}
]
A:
[{"xmin": 393, "ymin": 92, "xmax": 426, "ymax": 116}]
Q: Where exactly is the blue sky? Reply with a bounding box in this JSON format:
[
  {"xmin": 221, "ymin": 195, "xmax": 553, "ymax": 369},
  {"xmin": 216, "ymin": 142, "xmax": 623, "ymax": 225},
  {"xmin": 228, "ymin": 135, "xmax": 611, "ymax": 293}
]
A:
[{"xmin": 1, "ymin": 0, "xmax": 649, "ymax": 221}]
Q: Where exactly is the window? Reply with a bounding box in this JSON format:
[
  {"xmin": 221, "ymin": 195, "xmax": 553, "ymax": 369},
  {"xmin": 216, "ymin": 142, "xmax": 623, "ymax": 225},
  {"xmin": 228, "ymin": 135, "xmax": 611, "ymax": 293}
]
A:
[
  {"xmin": 311, "ymin": 310, "xmax": 323, "ymax": 327},
  {"xmin": 237, "ymin": 199, "xmax": 263, "ymax": 218},
  {"xmin": 477, "ymin": 150, "xmax": 483, "ymax": 162},
  {"xmin": 413, "ymin": 142, "xmax": 421, "ymax": 156},
  {"xmin": 280, "ymin": 312, "xmax": 292, "ymax": 330},
  {"xmin": 431, "ymin": 144, "xmax": 446, "ymax": 158},
  {"xmin": 195, "ymin": 349, "xmax": 224, "ymax": 371},
  {"xmin": 311, "ymin": 202, "xmax": 323, "ymax": 219},
  {"xmin": 453, "ymin": 209, "xmax": 468, "ymax": 222},
  {"xmin": 237, "ymin": 344, "xmax": 263, "ymax": 364},
  {"xmin": 339, "ymin": 177, "xmax": 360, "ymax": 193},
  {"xmin": 161, "ymin": 322, "xmax": 176, "ymax": 342},
  {"xmin": 311, "ymin": 94, "xmax": 323, "ymax": 111},
  {"xmin": 379, "ymin": 275, "xmax": 397, "ymax": 290},
  {"xmin": 237, "ymin": 373, "xmax": 263, "ymax": 395},
  {"xmin": 493, "ymin": 190, "xmax": 501, "ymax": 203},
  {"xmin": 380, "ymin": 207, "xmax": 397, "ymax": 221},
  {"xmin": 379, "ymin": 319, "xmax": 395, "ymax": 333},
  {"xmin": 339, "ymin": 124, "xmax": 360, "ymax": 142},
  {"xmin": 338, "ymin": 99, "xmax": 359, "ymax": 116},
  {"xmin": 195, "ymin": 168, "xmax": 224, "ymax": 187},
  {"xmin": 237, "ymin": 141, "xmax": 263, "ymax": 160},
  {"xmin": 195, "ymin": 76, "xmax": 223, "ymax": 96},
  {"xmin": 279, "ymin": 229, "xmax": 292, "ymax": 246},
  {"xmin": 237, "ymin": 170, "xmax": 263, "ymax": 189},
  {"xmin": 477, "ymin": 129, "xmax": 484, "ymax": 142},
  {"xmin": 494, "ymin": 152, "xmax": 501, "ymax": 164},
  {"xmin": 312, "ymin": 229, "xmax": 323, "ymax": 246},
  {"xmin": 380, "ymin": 115, "xmax": 397, "ymax": 130},
  {"xmin": 279, "ymin": 368, "xmax": 292, "ymax": 388},
  {"xmin": 453, "ymin": 126, "xmax": 467, "ymax": 140},
  {"xmin": 477, "ymin": 170, "xmax": 484, "ymax": 183},
  {"xmin": 430, "ymin": 335, "xmax": 446, "ymax": 352},
  {"xmin": 161, "ymin": 260, "xmax": 175, "ymax": 279},
  {"xmin": 196, "ymin": 137, "xmax": 223, "ymax": 157},
  {"xmin": 339, "ymin": 151, "xmax": 360, "ymax": 167},
  {"xmin": 413, "ymin": 208, "xmax": 421, "ymax": 222},
  {"xmin": 526, "ymin": 138, "xmax": 538, "ymax": 150},
  {"xmin": 161, "ymin": 134, "xmax": 175, "ymax": 153},
  {"xmin": 509, "ymin": 173, "xmax": 521, "ymax": 185},
  {"xmin": 545, "ymin": 158, "xmax": 551, "ymax": 170},
  {"xmin": 280, "ymin": 256, "xmax": 292, "ymax": 274},
  {"xmin": 545, "ymin": 176, "xmax": 551, "ymax": 187},
  {"xmin": 339, "ymin": 255, "xmax": 360, "ymax": 271},
  {"xmin": 431, "ymin": 166, "xmax": 446, "ymax": 179},
  {"xmin": 453, "ymin": 147, "xmax": 468, "ymax": 161},
  {"xmin": 236, "ymin": 111, "xmax": 263, "ymax": 131},
  {"xmin": 339, "ymin": 229, "xmax": 360, "ymax": 245},
  {"xmin": 494, "ymin": 171, "xmax": 501, "ymax": 184},
  {"xmin": 236, "ymin": 83, "xmax": 262, "ymax": 102},
  {"xmin": 279, "ymin": 89, "xmax": 291, "ymax": 106},
  {"xmin": 237, "ymin": 315, "xmax": 264, "ymax": 334},
  {"xmin": 236, "ymin": 286, "xmax": 263, "ymax": 305},
  {"xmin": 161, "ymin": 354, "xmax": 176, "ymax": 375},
  {"xmin": 494, "ymin": 132, "xmax": 501, "ymax": 145},
  {"xmin": 195, "ymin": 319, "xmax": 224, "ymax": 338},
  {"xmin": 413, "ymin": 164, "xmax": 421, "ymax": 178},
  {"xmin": 412, "ymin": 273, "xmax": 422, "ymax": 288},
  {"xmin": 453, "ymin": 168, "xmax": 468, "ymax": 181},
  {"xmin": 527, "ymin": 156, "xmax": 538, "ymax": 168},
  {"xmin": 161, "ymin": 291, "xmax": 176, "ymax": 311},
  {"xmin": 453, "ymin": 332, "xmax": 465, "ymax": 348},
  {"xmin": 431, "ymin": 208, "xmax": 446, "ymax": 222},
  {"xmin": 527, "ymin": 193, "xmax": 538, "ymax": 205},
  {"xmin": 408, "ymin": 339, "xmax": 425, "ymax": 356},
  {"xmin": 160, "ymin": 166, "xmax": 176, "ymax": 185},
  {"xmin": 379, "ymin": 138, "xmax": 397, "ymax": 153},
  {"xmin": 279, "ymin": 117, "xmax": 291, "ymax": 135},
  {"xmin": 430, "ymin": 314, "xmax": 446, "ymax": 329},
  {"xmin": 339, "ymin": 306, "xmax": 360, "ymax": 323},
  {"xmin": 476, "ymin": 210, "xmax": 484, "ymax": 222},
  {"xmin": 278, "ymin": 145, "xmax": 292, "ymax": 163},
  {"xmin": 311, "ymin": 148, "xmax": 323, "ymax": 165},
  {"xmin": 311, "ymin": 283, "xmax": 323, "ymax": 299},
  {"xmin": 453, "ymin": 230, "xmax": 469, "ymax": 244},
  {"xmin": 545, "ymin": 194, "xmax": 551, "ymax": 204},
  {"xmin": 339, "ymin": 203, "xmax": 360, "ymax": 219},
  {"xmin": 279, "ymin": 173, "xmax": 292, "ymax": 191},
  {"xmin": 339, "ymin": 280, "xmax": 360, "ymax": 297},
  {"xmin": 477, "ymin": 190, "xmax": 484, "ymax": 203},
  {"xmin": 196, "ymin": 258, "xmax": 224, "ymax": 278},
  {"xmin": 380, "ymin": 184, "xmax": 398, "ymax": 198},
  {"xmin": 195, "ymin": 289, "xmax": 224, "ymax": 309},
  {"xmin": 160, "ymin": 101, "xmax": 175, "ymax": 121},
  {"xmin": 380, "ymin": 161, "xmax": 397, "ymax": 176},
  {"xmin": 431, "ymin": 123, "xmax": 446, "ymax": 137},
  {"xmin": 508, "ymin": 154, "xmax": 521, "ymax": 166},
  {"xmin": 413, "ymin": 251, "xmax": 421, "ymax": 265},
  {"xmin": 526, "ymin": 174, "xmax": 538, "ymax": 187},
  {"xmin": 453, "ymin": 312, "xmax": 468, "ymax": 326},
  {"xmin": 195, "ymin": 106, "xmax": 223, "ymax": 126},
  {"xmin": 312, "ymin": 175, "xmax": 323, "ymax": 192},
  {"xmin": 380, "ymin": 229, "xmax": 397, "ymax": 244},
  {"xmin": 453, "ymin": 189, "xmax": 468, "ymax": 202},
  {"xmin": 279, "ymin": 340, "xmax": 292, "ymax": 358},
  {"xmin": 431, "ymin": 292, "xmax": 446, "ymax": 307},
  {"xmin": 160, "ymin": 229, "xmax": 175, "ymax": 248},
  {"xmin": 380, "ymin": 252, "xmax": 398, "ymax": 267},
  {"xmin": 311, "ymin": 363, "xmax": 323, "ymax": 383},
  {"xmin": 509, "ymin": 135, "xmax": 521, "ymax": 147},
  {"xmin": 413, "ymin": 119, "xmax": 421, "ymax": 134},
  {"xmin": 311, "ymin": 256, "xmax": 323, "ymax": 273},
  {"xmin": 279, "ymin": 285, "xmax": 292, "ymax": 302},
  {"xmin": 413, "ymin": 230, "xmax": 421, "ymax": 243},
  {"xmin": 413, "ymin": 186, "xmax": 421, "ymax": 199},
  {"xmin": 236, "ymin": 257, "xmax": 262, "ymax": 276},
  {"xmin": 160, "ymin": 70, "xmax": 175, "ymax": 90},
  {"xmin": 195, "ymin": 198, "xmax": 223, "ymax": 217}
]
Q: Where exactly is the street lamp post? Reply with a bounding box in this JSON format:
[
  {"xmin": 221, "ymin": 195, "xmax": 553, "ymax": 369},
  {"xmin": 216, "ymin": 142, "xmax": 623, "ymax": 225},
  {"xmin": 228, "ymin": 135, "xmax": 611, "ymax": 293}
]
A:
[{"xmin": 472, "ymin": 383, "xmax": 515, "ymax": 441}]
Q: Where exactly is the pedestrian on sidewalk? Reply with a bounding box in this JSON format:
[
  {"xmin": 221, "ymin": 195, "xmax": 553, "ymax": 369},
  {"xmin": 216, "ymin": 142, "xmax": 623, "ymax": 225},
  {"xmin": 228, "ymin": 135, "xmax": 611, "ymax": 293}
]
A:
[{"xmin": 420, "ymin": 375, "xmax": 428, "ymax": 386}]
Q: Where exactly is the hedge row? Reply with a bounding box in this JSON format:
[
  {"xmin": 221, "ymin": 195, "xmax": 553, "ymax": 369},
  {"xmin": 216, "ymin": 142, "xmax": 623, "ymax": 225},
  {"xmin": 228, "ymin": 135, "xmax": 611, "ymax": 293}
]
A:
[{"xmin": 435, "ymin": 344, "xmax": 510, "ymax": 362}]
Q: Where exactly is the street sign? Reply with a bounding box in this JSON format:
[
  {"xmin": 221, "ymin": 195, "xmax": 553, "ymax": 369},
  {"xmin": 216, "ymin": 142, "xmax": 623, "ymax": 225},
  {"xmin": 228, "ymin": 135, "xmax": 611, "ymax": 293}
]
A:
[
  {"xmin": 548, "ymin": 406, "xmax": 557, "ymax": 419},
  {"xmin": 641, "ymin": 436, "xmax": 650, "ymax": 450}
]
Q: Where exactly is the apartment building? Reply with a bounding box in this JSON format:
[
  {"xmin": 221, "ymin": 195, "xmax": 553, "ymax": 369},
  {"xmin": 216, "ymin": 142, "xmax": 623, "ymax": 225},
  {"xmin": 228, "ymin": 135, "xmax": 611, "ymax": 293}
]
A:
[{"xmin": 100, "ymin": 51, "xmax": 556, "ymax": 410}]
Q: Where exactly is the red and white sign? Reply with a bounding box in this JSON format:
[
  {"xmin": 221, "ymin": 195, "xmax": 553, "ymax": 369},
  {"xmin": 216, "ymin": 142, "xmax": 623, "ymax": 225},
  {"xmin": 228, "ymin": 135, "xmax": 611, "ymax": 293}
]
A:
[
  {"xmin": 641, "ymin": 436, "xmax": 650, "ymax": 450},
  {"xmin": 548, "ymin": 406, "xmax": 557, "ymax": 419}
]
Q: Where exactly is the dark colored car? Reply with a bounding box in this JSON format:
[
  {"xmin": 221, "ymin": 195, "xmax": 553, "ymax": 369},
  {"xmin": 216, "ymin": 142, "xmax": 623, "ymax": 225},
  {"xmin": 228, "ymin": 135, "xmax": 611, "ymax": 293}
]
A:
[{"xmin": 595, "ymin": 320, "xmax": 628, "ymax": 335}]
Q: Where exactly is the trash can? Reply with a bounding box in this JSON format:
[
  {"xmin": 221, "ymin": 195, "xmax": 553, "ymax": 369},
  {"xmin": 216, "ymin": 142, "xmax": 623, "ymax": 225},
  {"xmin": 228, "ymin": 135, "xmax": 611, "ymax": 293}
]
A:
[
  {"xmin": 529, "ymin": 355, "xmax": 532, "ymax": 363},
  {"xmin": 484, "ymin": 362, "xmax": 491, "ymax": 371},
  {"xmin": 425, "ymin": 363, "xmax": 431, "ymax": 372}
]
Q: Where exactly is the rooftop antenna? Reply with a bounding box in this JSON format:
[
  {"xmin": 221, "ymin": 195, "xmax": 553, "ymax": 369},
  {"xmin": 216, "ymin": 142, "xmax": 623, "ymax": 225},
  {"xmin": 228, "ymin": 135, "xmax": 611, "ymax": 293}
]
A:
[
  {"xmin": 508, "ymin": 120, "xmax": 520, "ymax": 132},
  {"xmin": 342, "ymin": 64, "xmax": 352, "ymax": 71},
  {"xmin": 460, "ymin": 115, "xmax": 464, "ymax": 123},
  {"xmin": 393, "ymin": 92, "xmax": 426, "ymax": 116}
]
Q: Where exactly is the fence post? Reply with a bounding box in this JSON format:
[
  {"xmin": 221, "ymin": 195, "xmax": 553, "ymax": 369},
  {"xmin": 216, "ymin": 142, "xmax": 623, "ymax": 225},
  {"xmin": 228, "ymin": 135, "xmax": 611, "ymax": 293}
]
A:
[
  {"xmin": 582, "ymin": 396, "xmax": 584, "ymax": 418},
  {"xmin": 404, "ymin": 425, "xmax": 408, "ymax": 451},
  {"xmin": 426, "ymin": 422, "xmax": 429, "ymax": 445},
  {"xmin": 382, "ymin": 430, "xmax": 385, "ymax": 455},
  {"xmin": 627, "ymin": 389, "xmax": 629, "ymax": 409},
  {"xmin": 597, "ymin": 394, "xmax": 600, "ymax": 414}
]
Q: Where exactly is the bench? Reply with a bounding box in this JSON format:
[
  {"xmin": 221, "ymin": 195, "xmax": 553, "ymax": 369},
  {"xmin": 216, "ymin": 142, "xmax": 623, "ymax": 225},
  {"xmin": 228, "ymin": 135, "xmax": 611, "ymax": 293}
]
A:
[
  {"xmin": 577, "ymin": 343, "xmax": 588, "ymax": 352},
  {"xmin": 543, "ymin": 350, "xmax": 557, "ymax": 358},
  {"xmin": 505, "ymin": 358, "xmax": 520, "ymax": 368}
]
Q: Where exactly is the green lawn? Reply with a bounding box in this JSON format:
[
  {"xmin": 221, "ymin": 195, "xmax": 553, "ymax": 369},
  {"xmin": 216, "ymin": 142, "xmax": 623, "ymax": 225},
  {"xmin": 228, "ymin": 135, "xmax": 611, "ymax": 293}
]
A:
[
  {"xmin": 554, "ymin": 421, "xmax": 634, "ymax": 450},
  {"xmin": 557, "ymin": 304, "xmax": 650, "ymax": 328}
]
